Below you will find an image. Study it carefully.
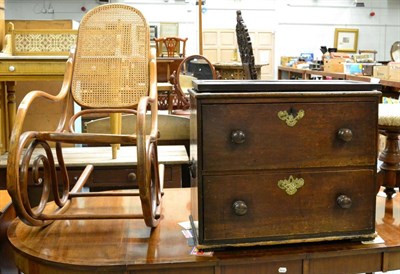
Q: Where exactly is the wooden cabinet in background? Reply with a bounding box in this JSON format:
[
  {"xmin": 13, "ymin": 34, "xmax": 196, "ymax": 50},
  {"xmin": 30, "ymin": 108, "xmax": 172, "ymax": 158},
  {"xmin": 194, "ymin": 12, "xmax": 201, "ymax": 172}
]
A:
[
  {"xmin": 4, "ymin": 19, "xmax": 75, "ymax": 31},
  {"xmin": 0, "ymin": 0, "xmax": 4, "ymax": 51},
  {"xmin": 203, "ymin": 29, "xmax": 274, "ymax": 80}
]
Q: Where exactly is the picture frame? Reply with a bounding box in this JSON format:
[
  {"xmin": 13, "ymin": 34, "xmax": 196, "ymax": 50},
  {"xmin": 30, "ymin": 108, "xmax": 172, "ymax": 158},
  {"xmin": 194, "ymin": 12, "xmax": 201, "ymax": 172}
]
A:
[
  {"xmin": 149, "ymin": 25, "xmax": 158, "ymax": 41},
  {"xmin": 334, "ymin": 28, "xmax": 359, "ymax": 52},
  {"xmin": 160, "ymin": 22, "xmax": 179, "ymax": 37}
]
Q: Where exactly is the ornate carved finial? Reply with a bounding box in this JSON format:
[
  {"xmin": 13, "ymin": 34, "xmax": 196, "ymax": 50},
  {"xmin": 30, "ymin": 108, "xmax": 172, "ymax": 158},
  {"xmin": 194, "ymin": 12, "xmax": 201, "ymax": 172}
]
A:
[{"xmin": 235, "ymin": 10, "xmax": 257, "ymax": 80}]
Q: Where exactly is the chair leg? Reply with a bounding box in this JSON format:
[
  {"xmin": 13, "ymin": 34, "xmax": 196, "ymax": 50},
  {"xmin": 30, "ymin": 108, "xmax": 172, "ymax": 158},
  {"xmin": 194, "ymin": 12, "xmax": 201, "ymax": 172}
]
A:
[{"xmin": 378, "ymin": 130, "xmax": 400, "ymax": 199}]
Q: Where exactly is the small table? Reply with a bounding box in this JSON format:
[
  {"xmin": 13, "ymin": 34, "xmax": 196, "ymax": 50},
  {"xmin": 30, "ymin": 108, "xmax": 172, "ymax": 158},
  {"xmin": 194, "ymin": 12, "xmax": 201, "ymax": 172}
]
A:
[
  {"xmin": 0, "ymin": 145, "xmax": 189, "ymax": 190},
  {"xmin": 156, "ymin": 57, "xmax": 183, "ymax": 82},
  {"xmin": 6, "ymin": 187, "xmax": 400, "ymax": 274},
  {"xmin": 0, "ymin": 54, "xmax": 68, "ymax": 154}
]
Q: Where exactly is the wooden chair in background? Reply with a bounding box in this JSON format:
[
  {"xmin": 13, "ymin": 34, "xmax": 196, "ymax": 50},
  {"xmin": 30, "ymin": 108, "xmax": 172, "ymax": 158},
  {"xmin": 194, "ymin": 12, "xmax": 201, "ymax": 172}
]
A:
[
  {"xmin": 155, "ymin": 36, "xmax": 188, "ymax": 57},
  {"xmin": 7, "ymin": 3, "xmax": 163, "ymax": 228},
  {"xmin": 155, "ymin": 37, "xmax": 187, "ymax": 112},
  {"xmin": 236, "ymin": 10, "xmax": 258, "ymax": 80}
]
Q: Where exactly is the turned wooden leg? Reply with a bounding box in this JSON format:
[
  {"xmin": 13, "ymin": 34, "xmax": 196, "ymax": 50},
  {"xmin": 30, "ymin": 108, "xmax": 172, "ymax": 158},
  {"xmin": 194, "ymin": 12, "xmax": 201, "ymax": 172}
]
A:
[
  {"xmin": 6, "ymin": 81, "xmax": 16, "ymax": 151},
  {"xmin": 110, "ymin": 113, "xmax": 122, "ymax": 159},
  {"xmin": 378, "ymin": 130, "xmax": 400, "ymax": 199}
]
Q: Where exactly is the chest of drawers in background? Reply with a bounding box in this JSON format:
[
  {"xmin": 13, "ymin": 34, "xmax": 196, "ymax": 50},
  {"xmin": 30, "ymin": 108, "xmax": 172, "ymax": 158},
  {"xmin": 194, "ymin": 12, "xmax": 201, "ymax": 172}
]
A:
[{"xmin": 189, "ymin": 80, "xmax": 381, "ymax": 249}]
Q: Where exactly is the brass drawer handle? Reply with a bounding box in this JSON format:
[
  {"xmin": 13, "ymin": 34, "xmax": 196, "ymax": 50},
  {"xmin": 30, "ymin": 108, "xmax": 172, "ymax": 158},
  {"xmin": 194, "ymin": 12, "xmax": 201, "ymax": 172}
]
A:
[
  {"xmin": 232, "ymin": 200, "xmax": 248, "ymax": 216},
  {"xmin": 231, "ymin": 130, "xmax": 246, "ymax": 144},
  {"xmin": 337, "ymin": 128, "xmax": 353, "ymax": 142},
  {"xmin": 278, "ymin": 175, "xmax": 304, "ymax": 195},
  {"xmin": 278, "ymin": 108, "xmax": 304, "ymax": 127},
  {"xmin": 189, "ymin": 158, "xmax": 197, "ymax": 178},
  {"xmin": 337, "ymin": 194, "xmax": 352, "ymax": 209}
]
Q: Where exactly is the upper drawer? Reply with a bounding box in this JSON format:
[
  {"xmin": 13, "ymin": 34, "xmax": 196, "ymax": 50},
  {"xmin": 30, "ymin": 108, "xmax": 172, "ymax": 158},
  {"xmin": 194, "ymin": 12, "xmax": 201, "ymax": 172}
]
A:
[
  {"xmin": 0, "ymin": 61, "xmax": 66, "ymax": 75},
  {"xmin": 201, "ymin": 101, "xmax": 377, "ymax": 171}
]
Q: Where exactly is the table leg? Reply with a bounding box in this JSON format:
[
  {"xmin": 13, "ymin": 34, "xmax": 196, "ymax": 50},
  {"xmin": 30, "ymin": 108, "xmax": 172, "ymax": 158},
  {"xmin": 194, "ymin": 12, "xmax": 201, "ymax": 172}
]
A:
[
  {"xmin": 0, "ymin": 82, "xmax": 7, "ymax": 154},
  {"xmin": 6, "ymin": 81, "xmax": 16, "ymax": 142}
]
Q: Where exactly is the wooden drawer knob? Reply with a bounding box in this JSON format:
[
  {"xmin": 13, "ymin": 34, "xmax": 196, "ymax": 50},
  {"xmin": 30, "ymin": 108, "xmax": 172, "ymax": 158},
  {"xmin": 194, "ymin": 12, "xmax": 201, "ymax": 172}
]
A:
[
  {"xmin": 127, "ymin": 172, "xmax": 137, "ymax": 182},
  {"xmin": 337, "ymin": 128, "xmax": 353, "ymax": 142},
  {"xmin": 231, "ymin": 130, "xmax": 246, "ymax": 144},
  {"xmin": 232, "ymin": 200, "xmax": 248, "ymax": 216},
  {"xmin": 337, "ymin": 194, "xmax": 352, "ymax": 209}
]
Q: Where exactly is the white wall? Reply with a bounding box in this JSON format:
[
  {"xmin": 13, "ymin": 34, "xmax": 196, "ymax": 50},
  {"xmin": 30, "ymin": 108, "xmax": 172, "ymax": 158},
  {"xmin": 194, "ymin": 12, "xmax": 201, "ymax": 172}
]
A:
[
  {"xmin": 5, "ymin": 0, "xmax": 400, "ymax": 78},
  {"xmin": 276, "ymin": 0, "xmax": 400, "ymax": 62}
]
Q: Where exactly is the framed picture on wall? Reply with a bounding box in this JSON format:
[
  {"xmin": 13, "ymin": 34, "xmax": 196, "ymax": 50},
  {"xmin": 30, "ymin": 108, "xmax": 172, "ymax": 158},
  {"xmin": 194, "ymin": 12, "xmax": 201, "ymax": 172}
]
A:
[
  {"xmin": 149, "ymin": 25, "xmax": 158, "ymax": 41},
  {"xmin": 334, "ymin": 28, "xmax": 359, "ymax": 52},
  {"xmin": 160, "ymin": 22, "xmax": 179, "ymax": 37}
]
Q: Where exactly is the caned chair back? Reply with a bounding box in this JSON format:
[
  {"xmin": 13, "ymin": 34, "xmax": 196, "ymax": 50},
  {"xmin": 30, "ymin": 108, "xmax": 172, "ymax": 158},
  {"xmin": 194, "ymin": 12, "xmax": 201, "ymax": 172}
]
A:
[{"xmin": 71, "ymin": 4, "xmax": 150, "ymax": 108}]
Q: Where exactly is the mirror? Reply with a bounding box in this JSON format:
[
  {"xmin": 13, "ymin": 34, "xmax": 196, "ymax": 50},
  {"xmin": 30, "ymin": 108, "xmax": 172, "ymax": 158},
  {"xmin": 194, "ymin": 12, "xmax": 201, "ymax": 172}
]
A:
[
  {"xmin": 174, "ymin": 55, "xmax": 217, "ymax": 110},
  {"xmin": 391, "ymin": 41, "xmax": 400, "ymax": 62}
]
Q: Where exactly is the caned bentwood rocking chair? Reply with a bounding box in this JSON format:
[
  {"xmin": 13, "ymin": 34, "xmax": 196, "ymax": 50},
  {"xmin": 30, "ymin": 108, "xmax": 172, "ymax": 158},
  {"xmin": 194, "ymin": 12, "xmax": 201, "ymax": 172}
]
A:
[{"xmin": 7, "ymin": 4, "xmax": 163, "ymax": 227}]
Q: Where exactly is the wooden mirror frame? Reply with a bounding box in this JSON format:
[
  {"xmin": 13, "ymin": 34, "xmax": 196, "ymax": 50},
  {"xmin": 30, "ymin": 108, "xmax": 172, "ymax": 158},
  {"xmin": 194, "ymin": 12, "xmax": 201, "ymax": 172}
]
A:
[
  {"xmin": 390, "ymin": 41, "xmax": 400, "ymax": 62},
  {"xmin": 173, "ymin": 55, "xmax": 217, "ymax": 110}
]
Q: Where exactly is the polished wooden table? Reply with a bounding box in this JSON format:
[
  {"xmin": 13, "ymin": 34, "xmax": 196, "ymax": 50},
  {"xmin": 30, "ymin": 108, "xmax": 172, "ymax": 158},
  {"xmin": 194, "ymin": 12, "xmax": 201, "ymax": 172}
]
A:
[{"xmin": 6, "ymin": 187, "xmax": 400, "ymax": 274}]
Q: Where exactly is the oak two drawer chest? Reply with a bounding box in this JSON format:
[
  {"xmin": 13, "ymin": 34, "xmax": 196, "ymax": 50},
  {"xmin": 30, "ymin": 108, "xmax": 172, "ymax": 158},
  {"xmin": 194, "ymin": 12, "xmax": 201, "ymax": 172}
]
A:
[{"xmin": 189, "ymin": 80, "xmax": 381, "ymax": 249}]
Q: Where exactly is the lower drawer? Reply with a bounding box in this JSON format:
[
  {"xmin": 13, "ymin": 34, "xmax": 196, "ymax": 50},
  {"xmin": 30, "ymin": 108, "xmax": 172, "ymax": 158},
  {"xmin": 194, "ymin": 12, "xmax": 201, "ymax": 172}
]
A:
[
  {"xmin": 20, "ymin": 165, "xmax": 181, "ymax": 190},
  {"xmin": 73, "ymin": 165, "xmax": 181, "ymax": 189},
  {"xmin": 200, "ymin": 168, "xmax": 376, "ymax": 245}
]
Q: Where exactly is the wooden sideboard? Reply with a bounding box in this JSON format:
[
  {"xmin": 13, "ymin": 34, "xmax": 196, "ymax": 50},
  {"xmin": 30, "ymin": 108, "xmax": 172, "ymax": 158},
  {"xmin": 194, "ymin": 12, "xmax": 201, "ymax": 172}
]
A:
[
  {"xmin": 0, "ymin": 145, "xmax": 189, "ymax": 193},
  {"xmin": 0, "ymin": 54, "xmax": 178, "ymax": 154},
  {"xmin": 0, "ymin": 0, "xmax": 4, "ymax": 52},
  {"xmin": 277, "ymin": 66, "xmax": 400, "ymax": 94},
  {"xmin": 4, "ymin": 187, "xmax": 400, "ymax": 274}
]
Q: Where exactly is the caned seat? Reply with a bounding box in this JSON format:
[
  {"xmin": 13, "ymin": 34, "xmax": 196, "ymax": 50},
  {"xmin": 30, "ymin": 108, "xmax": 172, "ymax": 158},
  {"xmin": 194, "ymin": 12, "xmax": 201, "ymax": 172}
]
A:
[
  {"xmin": 7, "ymin": 3, "xmax": 163, "ymax": 228},
  {"xmin": 378, "ymin": 103, "xmax": 400, "ymax": 198}
]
